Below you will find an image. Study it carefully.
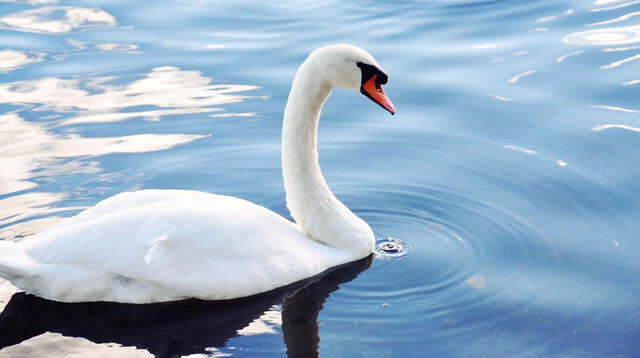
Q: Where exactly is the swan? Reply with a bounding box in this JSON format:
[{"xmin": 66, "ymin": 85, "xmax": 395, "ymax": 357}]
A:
[{"xmin": 0, "ymin": 44, "xmax": 395, "ymax": 303}]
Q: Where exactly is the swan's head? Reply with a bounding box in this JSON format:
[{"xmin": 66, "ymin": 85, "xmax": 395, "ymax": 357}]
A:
[{"xmin": 308, "ymin": 44, "xmax": 395, "ymax": 115}]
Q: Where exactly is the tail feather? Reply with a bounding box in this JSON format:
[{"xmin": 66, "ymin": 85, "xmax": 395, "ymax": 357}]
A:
[{"xmin": 0, "ymin": 240, "xmax": 33, "ymax": 280}]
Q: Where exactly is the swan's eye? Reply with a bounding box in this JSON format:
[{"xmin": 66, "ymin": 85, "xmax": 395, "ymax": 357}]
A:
[{"xmin": 375, "ymin": 82, "xmax": 382, "ymax": 92}]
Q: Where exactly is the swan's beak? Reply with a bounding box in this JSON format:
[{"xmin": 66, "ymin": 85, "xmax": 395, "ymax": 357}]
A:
[{"xmin": 361, "ymin": 74, "xmax": 396, "ymax": 115}]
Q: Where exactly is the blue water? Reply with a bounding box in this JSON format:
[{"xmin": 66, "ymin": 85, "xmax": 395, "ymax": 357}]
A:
[{"xmin": 1, "ymin": 0, "xmax": 639, "ymax": 357}]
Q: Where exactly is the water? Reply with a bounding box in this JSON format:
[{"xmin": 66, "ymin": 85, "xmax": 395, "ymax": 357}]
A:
[
  {"xmin": 374, "ymin": 237, "xmax": 413, "ymax": 258},
  {"xmin": 0, "ymin": 0, "xmax": 639, "ymax": 357}
]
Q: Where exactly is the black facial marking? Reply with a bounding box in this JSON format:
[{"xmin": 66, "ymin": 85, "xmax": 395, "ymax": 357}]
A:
[
  {"xmin": 356, "ymin": 62, "xmax": 388, "ymax": 87},
  {"xmin": 356, "ymin": 62, "xmax": 389, "ymax": 110}
]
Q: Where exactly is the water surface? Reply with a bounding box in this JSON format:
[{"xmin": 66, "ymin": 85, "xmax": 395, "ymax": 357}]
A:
[{"xmin": 1, "ymin": 0, "xmax": 639, "ymax": 357}]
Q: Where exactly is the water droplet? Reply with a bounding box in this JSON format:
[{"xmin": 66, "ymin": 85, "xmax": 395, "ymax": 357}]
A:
[{"xmin": 374, "ymin": 237, "xmax": 413, "ymax": 258}]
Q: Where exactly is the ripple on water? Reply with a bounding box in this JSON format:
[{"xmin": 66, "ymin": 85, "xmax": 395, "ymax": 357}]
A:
[
  {"xmin": 0, "ymin": 6, "xmax": 117, "ymax": 34},
  {"xmin": 0, "ymin": 50, "xmax": 45, "ymax": 73},
  {"xmin": 327, "ymin": 183, "xmax": 544, "ymax": 341},
  {"xmin": 374, "ymin": 237, "xmax": 413, "ymax": 258}
]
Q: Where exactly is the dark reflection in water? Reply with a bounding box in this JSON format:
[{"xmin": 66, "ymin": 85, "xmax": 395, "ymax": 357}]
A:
[{"xmin": 0, "ymin": 257, "xmax": 372, "ymax": 358}]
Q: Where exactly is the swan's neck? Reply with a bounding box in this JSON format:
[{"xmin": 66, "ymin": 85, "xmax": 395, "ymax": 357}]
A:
[{"xmin": 281, "ymin": 60, "xmax": 374, "ymax": 257}]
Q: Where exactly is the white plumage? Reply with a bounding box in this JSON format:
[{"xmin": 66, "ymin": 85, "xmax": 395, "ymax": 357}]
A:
[{"xmin": 0, "ymin": 44, "xmax": 393, "ymax": 303}]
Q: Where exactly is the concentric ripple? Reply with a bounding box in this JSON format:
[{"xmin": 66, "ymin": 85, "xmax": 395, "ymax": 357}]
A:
[
  {"xmin": 374, "ymin": 237, "xmax": 413, "ymax": 258},
  {"xmin": 323, "ymin": 182, "xmax": 546, "ymax": 341}
]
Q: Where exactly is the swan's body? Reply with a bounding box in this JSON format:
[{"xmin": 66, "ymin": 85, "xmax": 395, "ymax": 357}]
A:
[
  {"xmin": 0, "ymin": 190, "xmax": 353, "ymax": 302},
  {"xmin": 0, "ymin": 44, "xmax": 395, "ymax": 303}
]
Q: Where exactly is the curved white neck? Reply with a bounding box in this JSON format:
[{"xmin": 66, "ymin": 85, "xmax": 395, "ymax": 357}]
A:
[{"xmin": 281, "ymin": 60, "xmax": 374, "ymax": 257}]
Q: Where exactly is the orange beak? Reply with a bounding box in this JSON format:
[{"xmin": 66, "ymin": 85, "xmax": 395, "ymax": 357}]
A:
[{"xmin": 361, "ymin": 74, "xmax": 396, "ymax": 115}]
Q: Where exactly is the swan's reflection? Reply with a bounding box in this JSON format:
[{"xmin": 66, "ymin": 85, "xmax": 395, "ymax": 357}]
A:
[{"xmin": 0, "ymin": 256, "xmax": 372, "ymax": 358}]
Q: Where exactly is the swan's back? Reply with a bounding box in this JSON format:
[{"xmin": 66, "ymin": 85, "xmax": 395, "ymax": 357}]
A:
[{"xmin": 12, "ymin": 190, "xmax": 348, "ymax": 303}]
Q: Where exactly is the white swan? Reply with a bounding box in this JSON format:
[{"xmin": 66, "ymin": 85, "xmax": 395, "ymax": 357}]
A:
[{"xmin": 0, "ymin": 44, "xmax": 395, "ymax": 303}]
